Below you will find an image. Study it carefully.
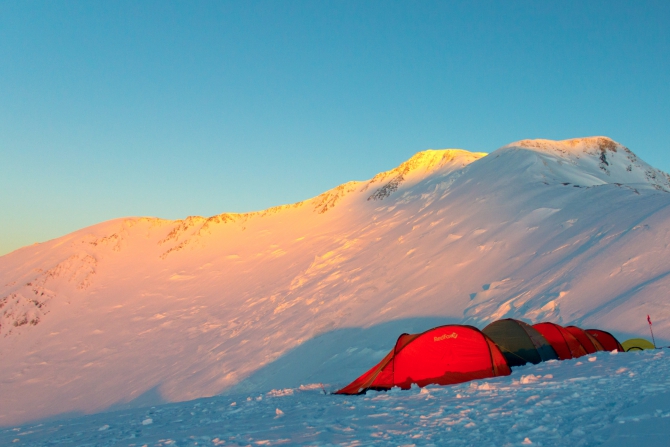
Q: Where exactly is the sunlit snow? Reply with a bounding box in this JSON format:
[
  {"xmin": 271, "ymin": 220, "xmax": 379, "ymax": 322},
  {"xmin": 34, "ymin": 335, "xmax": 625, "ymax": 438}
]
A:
[{"xmin": 1, "ymin": 137, "xmax": 669, "ymax": 443}]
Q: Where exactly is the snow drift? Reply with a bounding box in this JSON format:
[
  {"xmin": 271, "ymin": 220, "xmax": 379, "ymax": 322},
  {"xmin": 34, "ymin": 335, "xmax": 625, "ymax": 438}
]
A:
[{"xmin": 1, "ymin": 136, "xmax": 670, "ymax": 426}]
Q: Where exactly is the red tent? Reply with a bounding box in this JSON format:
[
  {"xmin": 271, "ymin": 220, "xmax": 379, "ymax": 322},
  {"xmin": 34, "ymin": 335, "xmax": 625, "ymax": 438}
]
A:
[
  {"xmin": 335, "ymin": 325, "xmax": 510, "ymax": 395},
  {"xmin": 585, "ymin": 329, "xmax": 624, "ymax": 352},
  {"xmin": 532, "ymin": 322, "xmax": 588, "ymax": 360},
  {"xmin": 565, "ymin": 326, "xmax": 604, "ymax": 354}
]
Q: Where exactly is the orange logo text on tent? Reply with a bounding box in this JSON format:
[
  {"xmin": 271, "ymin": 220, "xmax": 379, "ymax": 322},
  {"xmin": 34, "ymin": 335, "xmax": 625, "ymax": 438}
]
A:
[{"xmin": 434, "ymin": 332, "xmax": 458, "ymax": 342}]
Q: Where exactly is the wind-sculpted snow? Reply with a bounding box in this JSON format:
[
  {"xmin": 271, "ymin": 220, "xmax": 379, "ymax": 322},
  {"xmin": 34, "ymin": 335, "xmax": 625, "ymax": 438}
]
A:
[
  {"xmin": 2, "ymin": 349, "xmax": 669, "ymax": 446},
  {"xmin": 1, "ymin": 137, "xmax": 670, "ymax": 426}
]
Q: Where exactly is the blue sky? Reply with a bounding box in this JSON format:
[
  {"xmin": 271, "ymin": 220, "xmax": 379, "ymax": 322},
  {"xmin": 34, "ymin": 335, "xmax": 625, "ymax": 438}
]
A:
[{"xmin": 1, "ymin": 1, "xmax": 669, "ymax": 255}]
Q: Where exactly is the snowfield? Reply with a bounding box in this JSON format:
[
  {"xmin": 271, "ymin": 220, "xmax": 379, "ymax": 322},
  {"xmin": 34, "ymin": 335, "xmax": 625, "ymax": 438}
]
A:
[
  {"xmin": 1, "ymin": 349, "xmax": 669, "ymax": 446},
  {"xmin": 2, "ymin": 136, "xmax": 670, "ymax": 439}
]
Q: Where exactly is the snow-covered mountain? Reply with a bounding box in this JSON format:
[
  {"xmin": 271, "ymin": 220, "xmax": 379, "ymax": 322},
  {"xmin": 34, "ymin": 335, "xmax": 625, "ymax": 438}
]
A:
[{"xmin": 2, "ymin": 136, "xmax": 670, "ymax": 426}]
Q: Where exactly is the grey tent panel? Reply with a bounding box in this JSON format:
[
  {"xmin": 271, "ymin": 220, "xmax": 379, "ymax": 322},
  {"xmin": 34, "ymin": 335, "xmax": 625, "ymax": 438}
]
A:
[{"xmin": 483, "ymin": 319, "xmax": 558, "ymax": 367}]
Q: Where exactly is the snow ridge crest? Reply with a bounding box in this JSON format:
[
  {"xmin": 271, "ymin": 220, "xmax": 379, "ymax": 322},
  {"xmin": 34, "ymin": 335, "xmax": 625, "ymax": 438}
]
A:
[
  {"xmin": 501, "ymin": 136, "xmax": 670, "ymax": 191},
  {"xmin": 505, "ymin": 136, "xmax": 625, "ymax": 154}
]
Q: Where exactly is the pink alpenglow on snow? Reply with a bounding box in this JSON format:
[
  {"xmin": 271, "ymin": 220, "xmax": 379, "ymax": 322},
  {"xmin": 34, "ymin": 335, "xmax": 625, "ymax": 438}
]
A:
[{"xmin": 1, "ymin": 137, "xmax": 670, "ymax": 428}]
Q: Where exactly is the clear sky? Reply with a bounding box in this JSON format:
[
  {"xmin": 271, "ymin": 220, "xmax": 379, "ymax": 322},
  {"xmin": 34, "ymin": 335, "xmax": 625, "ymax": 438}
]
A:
[{"xmin": 1, "ymin": 0, "xmax": 669, "ymax": 256}]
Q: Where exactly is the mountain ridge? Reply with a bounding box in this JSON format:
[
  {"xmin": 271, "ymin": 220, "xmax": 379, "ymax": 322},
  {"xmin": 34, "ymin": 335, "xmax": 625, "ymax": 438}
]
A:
[{"xmin": 2, "ymin": 136, "xmax": 670, "ymax": 426}]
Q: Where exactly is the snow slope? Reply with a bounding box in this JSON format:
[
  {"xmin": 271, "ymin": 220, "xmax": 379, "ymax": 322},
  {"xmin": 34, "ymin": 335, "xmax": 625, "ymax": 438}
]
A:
[
  {"xmin": 1, "ymin": 137, "xmax": 670, "ymax": 426},
  {"xmin": 2, "ymin": 349, "xmax": 669, "ymax": 446}
]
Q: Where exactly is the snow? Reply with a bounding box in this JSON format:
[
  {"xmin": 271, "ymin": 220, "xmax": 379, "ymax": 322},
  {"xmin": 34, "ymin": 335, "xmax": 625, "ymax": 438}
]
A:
[
  {"xmin": 500, "ymin": 137, "xmax": 670, "ymax": 191},
  {"xmin": 2, "ymin": 349, "xmax": 669, "ymax": 446},
  {"xmin": 1, "ymin": 136, "xmax": 670, "ymax": 432}
]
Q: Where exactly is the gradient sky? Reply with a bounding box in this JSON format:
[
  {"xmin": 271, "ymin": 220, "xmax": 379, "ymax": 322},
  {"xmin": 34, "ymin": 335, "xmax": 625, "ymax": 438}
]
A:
[{"xmin": 1, "ymin": 0, "xmax": 669, "ymax": 256}]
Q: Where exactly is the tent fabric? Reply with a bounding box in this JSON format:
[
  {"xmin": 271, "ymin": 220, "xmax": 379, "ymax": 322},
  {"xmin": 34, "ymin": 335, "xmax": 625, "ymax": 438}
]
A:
[
  {"xmin": 565, "ymin": 326, "xmax": 604, "ymax": 354},
  {"xmin": 585, "ymin": 329, "xmax": 624, "ymax": 352},
  {"xmin": 586, "ymin": 332, "xmax": 605, "ymax": 351},
  {"xmin": 532, "ymin": 322, "xmax": 588, "ymax": 360},
  {"xmin": 622, "ymin": 338, "xmax": 655, "ymax": 351},
  {"xmin": 482, "ymin": 319, "xmax": 558, "ymax": 367},
  {"xmin": 335, "ymin": 325, "xmax": 511, "ymax": 395}
]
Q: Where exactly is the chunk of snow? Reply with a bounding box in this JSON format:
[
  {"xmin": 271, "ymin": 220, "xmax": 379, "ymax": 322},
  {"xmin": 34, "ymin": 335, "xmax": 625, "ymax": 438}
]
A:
[
  {"xmin": 520, "ymin": 374, "xmax": 541, "ymax": 384},
  {"xmin": 298, "ymin": 384, "xmax": 324, "ymax": 391},
  {"xmin": 267, "ymin": 388, "xmax": 294, "ymax": 397}
]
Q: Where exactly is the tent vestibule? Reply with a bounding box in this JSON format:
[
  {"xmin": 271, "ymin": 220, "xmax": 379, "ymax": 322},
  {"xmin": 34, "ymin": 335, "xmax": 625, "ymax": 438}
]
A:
[{"xmin": 585, "ymin": 329, "xmax": 624, "ymax": 352}]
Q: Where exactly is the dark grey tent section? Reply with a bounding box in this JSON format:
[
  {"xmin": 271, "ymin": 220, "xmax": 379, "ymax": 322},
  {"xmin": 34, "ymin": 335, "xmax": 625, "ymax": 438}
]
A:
[{"xmin": 482, "ymin": 319, "xmax": 558, "ymax": 367}]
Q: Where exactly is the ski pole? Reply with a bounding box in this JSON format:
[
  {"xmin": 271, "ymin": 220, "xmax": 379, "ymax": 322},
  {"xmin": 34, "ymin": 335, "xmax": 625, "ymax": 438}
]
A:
[{"xmin": 648, "ymin": 315, "xmax": 657, "ymax": 349}]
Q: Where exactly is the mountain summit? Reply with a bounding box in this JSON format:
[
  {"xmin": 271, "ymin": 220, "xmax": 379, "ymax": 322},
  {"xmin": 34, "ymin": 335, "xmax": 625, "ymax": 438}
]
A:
[
  {"xmin": 1, "ymin": 137, "xmax": 669, "ymax": 426},
  {"xmin": 500, "ymin": 137, "xmax": 670, "ymax": 190}
]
